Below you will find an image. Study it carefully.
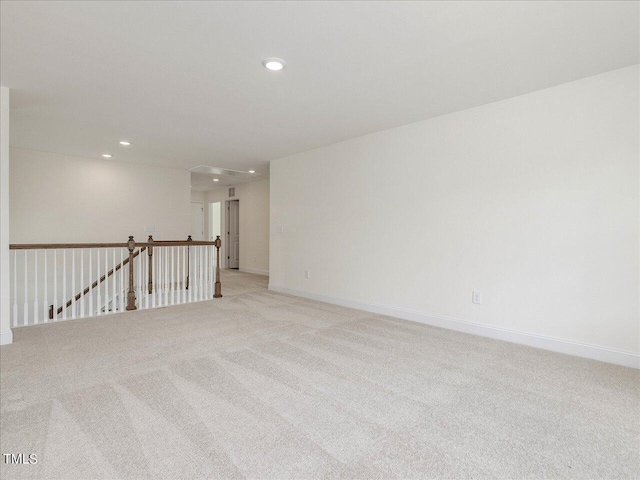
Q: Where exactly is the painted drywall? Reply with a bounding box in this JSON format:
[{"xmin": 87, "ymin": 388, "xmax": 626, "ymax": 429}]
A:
[
  {"xmin": 270, "ymin": 65, "xmax": 639, "ymax": 366},
  {"xmin": 207, "ymin": 179, "xmax": 270, "ymax": 275},
  {"xmin": 10, "ymin": 148, "xmax": 191, "ymax": 243},
  {"xmin": 190, "ymin": 190, "xmax": 208, "ymax": 241},
  {"xmin": 210, "ymin": 202, "xmax": 221, "ymax": 239},
  {"xmin": 0, "ymin": 87, "xmax": 12, "ymax": 345}
]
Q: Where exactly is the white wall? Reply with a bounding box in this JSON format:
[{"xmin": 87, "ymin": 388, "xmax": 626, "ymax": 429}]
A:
[
  {"xmin": 0, "ymin": 87, "xmax": 11, "ymax": 345},
  {"xmin": 210, "ymin": 202, "xmax": 221, "ymax": 239},
  {"xmin": 208, "ymin": 179, "xmax": 270, "ymax": 275},
  {"xmin": 190, "ymin": 190, "xmax": 207, "ymax": 240},
  {"xmin": 270, "ymin": 65, "xmax": 639, "ymax": 367},
  {"xmin": 10, "ymin": 148, "xmax": 191, "ymax": 243}
]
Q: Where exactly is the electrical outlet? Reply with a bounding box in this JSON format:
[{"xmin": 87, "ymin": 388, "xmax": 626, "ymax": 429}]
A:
[
  {"xmin": 304, "ymin": 270, "xmax": 310, "ymax": 279},
  {"xmin": 472, "ymin": 291, "xmax": 482, "ymax": 304}
]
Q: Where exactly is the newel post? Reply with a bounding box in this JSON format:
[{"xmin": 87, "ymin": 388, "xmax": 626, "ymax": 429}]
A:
[
  {"xmin": 186, "ymin": 235, "xmax": 192, "ymax": 290},
  {"xmin": 214, "ymin": 235, "xmax": 222, "ymax": 298},
  {"xmin": 147, "ymin": 235, "xmax": 154, "ymax": 294},
  {"xmin": 126, "ymin": 236, "xmax": 137, "ymax": 310}
]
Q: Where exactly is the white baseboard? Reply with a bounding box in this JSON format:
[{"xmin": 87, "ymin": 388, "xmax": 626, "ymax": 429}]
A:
[
  {"xmin": 0, "ymin": 329, "xmax": 13, "ymax": 346},
  {"xmin": 240, "ymin": 267, "xmax": 269, "ymax": 276},
  {"xmin": 268, "ymin": 284, "xmax": 639, "ymax": 369}
]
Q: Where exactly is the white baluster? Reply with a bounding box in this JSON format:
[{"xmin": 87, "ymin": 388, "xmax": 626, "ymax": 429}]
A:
[
  {"xmin": 158, "ymin": 247, "xmax": 162, "ymax": 306},
  {"xmin": 202, "ymin": 245, "xmax": 211, "ymax": 300},
  {"xmin": 22, "ymin": 250, "xmax": 28, "ymax": 325},
  {"xmin": 196, "ymin": 246, "xmax": 203, "ymax": 301},
  {"xmin": 175, "ymin": 246, "xmax": 180, "ymax": 304},
  {"xmin": 113, "ymin": 250, "xmax": 118, "ymax": 312},
  {"xmin": 211, "ymin": 245, "xmax": 215, "ymax": 296},
  {"xmin": 88, "ymin": 249, "xmax": 93, "ymax": 317},
  {"xmin": 112, "ymin": 249, "xmax": 116, "ymax": 312},
  {"xmin": 191, "ymin": 246, "xmax": 196, "ymax": 301},
  {"xmin": 119, "ymin": 248, "xmax": 125, "ymax": 312},
  {"xmin": 164, "ymin": 247, "xmax": 169, "ymax": 305},
  {"xmin": 161, "ymin": 247, "xmax": 165, "ymax": 305},
  {"xmin": 170, "ymin": 246, "xmax": 175, "ymax": 305},
  {"xmin": 199, "ymin": 246, "xmax": 204, "ymax": 301},
  {"xmin": 156, "ymin": 247, "xmax": 164, "ymax": 306},
  {"xmin": 154, "ymin": 248, "xmax": 158, "ymax": 307},
  {"xmin": 120, "ymin": 249, "xmax": 124, "ymax": 312},
  {"xmin": 195, "ymin": 245, "xmax": 200, "ymax": 301},
  {"xmin": 211, "ymin": 245, "xmax": 214, "ymax": 292},
  {"xmin": 156, "ymin": 248, "xmax": 161, "ymax": 307},
  {"xmin": 183, "ymin": 246, "xmax": 187, "ymax": 303},
  {"xmin": 184, "ymin": 247, "xmax": 188, "ymax": 302},
  {"xmin": 80, "ymin": 249, "xmax": 85, "ymax": 318},
  {"xmin": 43, "ymin": 250, "xmax": 48, "ymax": 323},
  {"xmin": 96, "ymin": 249, "xmax": 102, "ymax": 316},
  {"xmin": 105, "ymin": 248, "xmax": 109, "ymax": 314},
  {"xmin": 137, "ymin": 247, "xmax": 142, "ymax": 310},
  {"xmin": 194, "ymin": 246, "xmax": 199, "ymax": 301},
  {"xmin": 144, "ymin": 246, "xmax": 149, "ymax": 309},
  {"xmin": 188, "ymin": 246, "xmax": 193, "ymax": 303},
  {"xmin": 213, "ymin": 245, "xmax": 217, "ymax": 293},
  {"xmin": 33, "ymin": 250, "xmax": 39, "ymax": 324},
  {"xmin": 201, "ymin": 246, "xmax": 205, "ymax": 299},
  {"xmin": 154, "ymin": 247, "xmax": 158, "ymax": 307},
  {"xmin": 53, "ymin": 250, "xmax": 58, "ymax": 321},
  {"xmin": 195, "ymin": 246, "xmax": 199, "ymax": 301},
  {"xmin": 71, "ymin": 250, "xmax": 76, "ymax": 319},
  {"xmin": 175, "ymin": 245, "xmax": 180, "ymax": 305},
  {"xmin": 116, "ymin": 249, "xmax": 120, "ymax": 312},
  {"xmin": 182, "ymin": 246, "xmax": 187, "ymax": 304},
  {"xmin": 199, "ymin": 245, "xmax": 203, "ymax": 300},
  {"xmin": 205, "ymin": 245, "xmax": 209, "ymax": 298},
  {"xmin": 177, "ymin": 246, "xmax": 181, "ymax": 303},
  {"xmin": 158, "ymin": 247, "xmax": 162, "ymax": 305},
  {"xmin": 62, "ymin": 250, "xmax": 67, "ymax": 320},
  {"xmin": 207, "ymin": 245, "xmax": 211, "ymax": 298},
  {"xmin": 148, "ymin": 248, "xmax": 153, "ymax": 308},
  {"xmin": 176, "ymin": 246, "xmax": 184, "ymax": 304},
  {"xmin": 12, "ymin": 250, "xmax": 17, "ymax": 327}
]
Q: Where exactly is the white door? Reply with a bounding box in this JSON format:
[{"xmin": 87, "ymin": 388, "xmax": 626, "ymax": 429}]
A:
[
  {"xmin": 228, "ymin": 200, "xmax": 240, "ymax": 269},
  {"xmin": 190, "ymin": 202, "xmax": 204, "ymax": 240}
]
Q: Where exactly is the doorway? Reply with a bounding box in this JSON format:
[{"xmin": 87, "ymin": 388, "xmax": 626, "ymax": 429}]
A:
[
  {"xmin": 190, "ymin": 201, "xmax": 204, "ymax": 241},
  {"xmin": 226, "ymin": 199, "xmax": 239, "ymax": 269}
]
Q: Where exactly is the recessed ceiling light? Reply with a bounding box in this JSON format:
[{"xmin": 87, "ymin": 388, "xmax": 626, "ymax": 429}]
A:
[
  {"xmin": 119, "ymin": 141, "xmax": 131, "ymax": 146},
  {"xmin": 262, "ymin": 58, "xmax": 286, "ymax": 71},
  {"xmin": 248, "ymin": 170, "xmax": 256, "ymax": 173},
  {"xmin": 213, "ymin": 178, "xmax": 219, "ymax": 182},
  {"xmin": 102, "ymin": 154, "xmax": 112, "ymax": 158}
]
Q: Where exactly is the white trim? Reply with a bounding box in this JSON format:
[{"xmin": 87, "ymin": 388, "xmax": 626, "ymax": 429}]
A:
[
  {"xmin": 0, "ymin": 329, "xmax": 13, "ymax": 346},
  {"xmin": 268, "ymin": 284, "xmax": 639, "ymax": 369},
  {"xmin": 240, "ymin": 267, "xmax": 269, "ymax": 276}
]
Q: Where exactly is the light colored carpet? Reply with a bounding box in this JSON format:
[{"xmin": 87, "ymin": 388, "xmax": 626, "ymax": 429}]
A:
[{"xmin": 1, "ymin": 270, "xmax": 638, "ymax": 479}]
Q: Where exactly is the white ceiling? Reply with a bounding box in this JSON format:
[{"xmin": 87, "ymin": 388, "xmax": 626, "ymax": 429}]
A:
[{"xmin": 2, "ymin": 1, "xmax": 638, "ymax": 186}]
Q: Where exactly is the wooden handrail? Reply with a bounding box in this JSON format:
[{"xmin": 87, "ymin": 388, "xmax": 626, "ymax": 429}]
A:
[
  {"xmin": 9, "ymin": 234, "xmax": 225, "ymax": 320},
  {"xmin": 50, "ymin": 246, "xmax": 147, "ymax": 319},
  {"xmin": 10, "ymin": 240, "xmax": 220, "ymax": 250},
  {"xmin": 11, "ymin": 243, "xmax": 128, "ymax": 250}
]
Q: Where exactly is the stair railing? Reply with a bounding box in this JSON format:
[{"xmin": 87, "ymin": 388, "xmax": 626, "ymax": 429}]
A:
[{"xmin": 8, "ymin": 235, "xmax": 222, "ymax": 327}]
